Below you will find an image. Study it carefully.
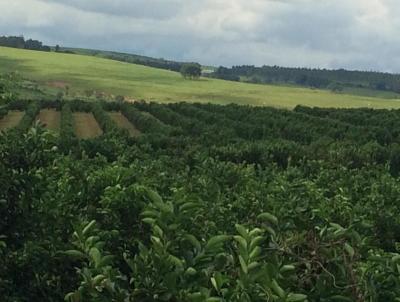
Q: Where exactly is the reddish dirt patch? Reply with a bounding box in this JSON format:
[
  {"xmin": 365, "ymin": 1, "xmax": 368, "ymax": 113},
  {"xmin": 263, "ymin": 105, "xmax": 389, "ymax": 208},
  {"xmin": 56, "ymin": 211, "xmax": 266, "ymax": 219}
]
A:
[
  {"xmin": 73, "ymin": 112, "xmax": 103, "ymax": 139},
  {"xmin": 36, "ymin": 109, "xmax": 60, "ymax": 131},
  {"xmin": 108, "ymin": 112, "xmax": 140, "ymax": 137},
  {"xmin": 0, "ymin": 111, "xmax": 24, "ymax": 131}
]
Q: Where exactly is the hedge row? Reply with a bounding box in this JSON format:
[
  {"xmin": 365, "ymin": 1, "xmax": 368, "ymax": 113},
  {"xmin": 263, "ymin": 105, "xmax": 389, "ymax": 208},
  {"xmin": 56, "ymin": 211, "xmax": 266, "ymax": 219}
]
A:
[
  {"xmin": 16, "ymin": 101, "xmax": 40, "ymax": 132},
  {"xmin": 91, "ymin": 102, "xmax": 118, "ymax": 133},
  {"xmin": 59, "ymin": 103, "xmax": 77, "ymax": 151},
  {"xmin": 121, "ymin": 103, "xmax": 173, "ymax": 134}
]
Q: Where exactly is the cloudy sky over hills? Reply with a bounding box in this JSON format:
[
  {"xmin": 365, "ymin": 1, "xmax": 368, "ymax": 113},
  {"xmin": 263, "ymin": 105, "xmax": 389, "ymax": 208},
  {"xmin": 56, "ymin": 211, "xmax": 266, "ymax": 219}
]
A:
[{"xmin": 1, "ymin": 0, "xmax": 399, "ymax": 71}]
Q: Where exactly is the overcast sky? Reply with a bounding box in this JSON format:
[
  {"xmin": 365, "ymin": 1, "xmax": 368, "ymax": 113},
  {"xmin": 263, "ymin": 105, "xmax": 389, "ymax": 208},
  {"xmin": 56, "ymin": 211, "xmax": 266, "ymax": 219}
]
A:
[{"xmin": 1, "ymin": 0, "xmax": 399, "ymax": 72}]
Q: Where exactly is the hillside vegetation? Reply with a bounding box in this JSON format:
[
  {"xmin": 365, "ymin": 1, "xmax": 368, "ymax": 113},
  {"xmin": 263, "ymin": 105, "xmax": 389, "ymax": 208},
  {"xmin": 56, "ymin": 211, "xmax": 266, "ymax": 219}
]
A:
[
  {"xmin": 211, "ymin": 65, "xmax": 400, "ymax": 96},
  {"xmin": 2, "ymin": 47, "xmax": 400, "ymax": 108}
]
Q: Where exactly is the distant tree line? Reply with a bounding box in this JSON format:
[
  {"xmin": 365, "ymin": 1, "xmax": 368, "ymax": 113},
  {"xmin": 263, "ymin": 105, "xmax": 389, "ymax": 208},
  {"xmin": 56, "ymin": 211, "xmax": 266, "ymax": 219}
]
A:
[
  {"xmin": 79, "ymin": 50, "xmax": 188, "ymax": 72},
  {"xmin": 61, "ymin": 48, "xmax": 201, "ymax": 73},
  {"xmin": 0, "ymin": 35, "xmax": 51, "ymax": 52},
  {"xmin": 210, "ymin": 65, "xmax": 400, "ymax": 93},
  {"xmin": 103, "ymin": 53, "xmax": 195, "ymax": 72}
]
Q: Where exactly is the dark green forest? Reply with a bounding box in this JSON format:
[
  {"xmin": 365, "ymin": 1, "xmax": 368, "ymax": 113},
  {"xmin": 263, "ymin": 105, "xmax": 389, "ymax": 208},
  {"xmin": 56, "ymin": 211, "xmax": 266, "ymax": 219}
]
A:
[
  {"xmin": 0, "ymin": 36, "xmax": 51, "ymax": 52},
  {"xmin": 2, "ymin": 98, "xmax": 400, "ymax": 301},
  {"xmin": 210, "ymin": 65, "xmax": 400, "ymax": 94}
]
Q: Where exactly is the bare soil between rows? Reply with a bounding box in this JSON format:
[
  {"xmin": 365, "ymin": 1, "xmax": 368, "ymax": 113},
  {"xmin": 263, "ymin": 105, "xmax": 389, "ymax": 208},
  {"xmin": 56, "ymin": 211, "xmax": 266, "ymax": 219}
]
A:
[
  {"xmin": 36, "ymin": 109, "xmax": 60, "ymax": 131},
  {"xmin": 73, "ymin": 112, "xmax": 103, "ymax": 139},
  {"xmin": 0, "ymin": 111, "xmax": 24, "ymax": 131},
  {"xmin": 108, "ymin": 112, "xmax": 140, "ymax": 137}
]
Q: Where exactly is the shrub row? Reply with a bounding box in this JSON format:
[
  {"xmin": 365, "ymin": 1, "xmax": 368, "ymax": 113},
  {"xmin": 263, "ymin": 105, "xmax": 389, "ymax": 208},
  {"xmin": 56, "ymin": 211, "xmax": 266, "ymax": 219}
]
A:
[
  {"xmin": 0, "ymin": 107, "xmax": 7, "ymax": 120},
  {"xmin": 59, "ymin": 103, "xmax": 77, "ymax": 151},
  {"xmin": 134, "ymin": 101, "xmax": 199, "ymax": 134},
  {"xmin": 16, "ymin": 101, "xmax": 40, "ymax": 132},
  {"xmin": 121, "ymin": 103, "xmax": 172, "ymax": 134},
  {"xmin": 91, "ymin": 102, "xmax": 117, "ymax": 133}
]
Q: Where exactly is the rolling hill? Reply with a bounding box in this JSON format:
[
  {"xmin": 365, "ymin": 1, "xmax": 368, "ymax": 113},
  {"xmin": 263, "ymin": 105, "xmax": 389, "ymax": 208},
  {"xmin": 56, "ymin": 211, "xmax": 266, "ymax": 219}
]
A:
[{"xmin": 1, "ymin": 46, "xmax": 400, "ymax": 108}]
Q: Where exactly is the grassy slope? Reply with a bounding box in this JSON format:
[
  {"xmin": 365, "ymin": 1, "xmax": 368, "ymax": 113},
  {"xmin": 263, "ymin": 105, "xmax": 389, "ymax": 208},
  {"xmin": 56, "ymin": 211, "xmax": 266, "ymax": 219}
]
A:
[{"xmin": 1, "ymin": 46, "xmax": 400, "ymax": 108}]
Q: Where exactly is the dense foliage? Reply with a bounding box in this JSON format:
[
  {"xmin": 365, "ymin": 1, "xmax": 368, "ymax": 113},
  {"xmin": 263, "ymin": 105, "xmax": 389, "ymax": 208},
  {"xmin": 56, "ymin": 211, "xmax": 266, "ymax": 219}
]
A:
[
  {"xmin": 210, "ymin": 65, "xmax": 400, "ymax": 93},
  {"xmin": 180, "ymin": 64, "xmax": 202, "ymax": 79},
  {"xmin": 0, "ymin": 35, "xmax": 51, "ymax": 52},
  {"xmin": 2, "ymin": 100, "xmax": 400, "ymax": 301}
]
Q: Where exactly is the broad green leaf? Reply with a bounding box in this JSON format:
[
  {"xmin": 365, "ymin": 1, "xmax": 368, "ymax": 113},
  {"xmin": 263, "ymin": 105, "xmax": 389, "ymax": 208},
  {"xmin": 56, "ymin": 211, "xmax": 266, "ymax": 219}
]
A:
[
  {"xmin": 185, "ymin": 267, "xmax": 197, "ymax": 276},
  {"xmin": 249, "ymin": 236, "xmax": 264, "ymax": 251},
  {"xmin": 235, "ymin": 224, "xmax": 249, "ymax": 240},
  {"xmin": 82, "ymin": 220, "xmax": 96, "ymax": 237},
  {"xmin": 180, "ymin": 202, "xmax": 201, "ymax": 212},
  {"xmin": 280, "ymin": 265, "xmax": 296, "ymax": 273},
  {"xmin": 211, "ymin": 277, "xmax": 218, "ymax": 291},
  {"xmin": 271, "ymin": 279, "xmax": 285, "ymax": 298},
  {"xmin": 184, "ymin": 234, "xmax": 201, "ymax": 251},
  {"xmin": 98, "ymin": 255, "xmax": 114, "ymax": 268},
  {"xmin": 249, "ymin": 246, "xmax": 261, "ymax": 260},
  {"xmin": 146, "ymin": 189, "xmax": 163, "ymax": 204},
  {"xmin": 258, "ymin": 212, "xmax": 278, "ymax": 225},
  {"xmin": 63, "ymin": 250, "xmax": 86, "ymax": 259},
  {"xmin": 234, "ymin": 235, "xmax": 248, "ymax": 252},
  {"xmin": 89, "ymin": 247, "xmax": 101, "ymax": 267},
  {"xmin": 142, "ymin": 217, "xmax": 156, "ymax": 225},
  {"xmin": 205, "ymin": 235, "xmax": 231, "ymax": 250},
  {"xmin": 239, "ymin": 255, "xmax": 248, "ymax": 274},
  {"xmin": 344, "ymin": 243, "xmax": 355, "ymax": 258},
  {"xmin": 287, "ymin": 293, "xmax": 307, "ymax": 302},
  {"xmin": 92, "ymin": 274, "xmax": 106, "ymax": 286}
]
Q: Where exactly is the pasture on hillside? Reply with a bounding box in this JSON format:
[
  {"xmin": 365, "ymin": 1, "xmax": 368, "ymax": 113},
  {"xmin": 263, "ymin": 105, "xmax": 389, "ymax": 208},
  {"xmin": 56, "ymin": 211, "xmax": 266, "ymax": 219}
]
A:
[{"xmin": 2, "ymin": 47, "xmax": 400, "ymax": 108}]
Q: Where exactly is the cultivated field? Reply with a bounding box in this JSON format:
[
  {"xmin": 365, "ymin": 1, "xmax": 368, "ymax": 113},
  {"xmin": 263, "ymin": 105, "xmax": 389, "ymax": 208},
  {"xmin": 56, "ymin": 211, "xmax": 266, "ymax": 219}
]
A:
[
  {"xmin": 0, "ymin": 111, "xmax": 24, "ymax": 131},
  {"xmin": 72, "ymin": 112, "xmax": 103, "ymax": 139},
  {"xmin": 2, "ymin": 47, "xmax": 400, "ymax": 108},
  {"xmin": 108, "ymin": 112, "xmax": 140, "ymax": 137},
  {"xmin": 36, "ymin": 109, "xmax": 60, "ymax": 131},
  {"xmin": 4, "ymin": 100, "xmax": 400, "ymax": 300}
]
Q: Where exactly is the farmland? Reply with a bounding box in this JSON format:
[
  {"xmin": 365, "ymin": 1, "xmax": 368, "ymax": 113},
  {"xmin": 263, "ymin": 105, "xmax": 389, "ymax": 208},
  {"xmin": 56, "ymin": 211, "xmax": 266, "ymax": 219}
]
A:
[
  {"xmin": 2, "ymin": 98, "xmax": 400, "ymax": 301},
  {"xmin": 2, "ymin": 46, "xmax": 400, "ymax": 108}
]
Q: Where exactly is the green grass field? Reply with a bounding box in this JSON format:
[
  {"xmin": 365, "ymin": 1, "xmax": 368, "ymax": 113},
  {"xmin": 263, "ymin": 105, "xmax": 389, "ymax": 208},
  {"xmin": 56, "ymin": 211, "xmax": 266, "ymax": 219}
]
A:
[{"xmin": 1, "ymin": 46, "xmax": 400, "ymax": 108}]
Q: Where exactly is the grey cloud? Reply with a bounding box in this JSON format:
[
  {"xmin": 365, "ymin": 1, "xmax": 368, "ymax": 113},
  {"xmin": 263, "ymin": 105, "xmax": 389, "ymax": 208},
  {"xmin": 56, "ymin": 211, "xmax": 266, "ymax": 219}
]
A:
[
  {"xmin": 1, "ymin": 0, "xmax": 400, "ymax": 72},
  {"xmin": 39, "ymin": 0, "xmax": 183, "ymax": 19}
]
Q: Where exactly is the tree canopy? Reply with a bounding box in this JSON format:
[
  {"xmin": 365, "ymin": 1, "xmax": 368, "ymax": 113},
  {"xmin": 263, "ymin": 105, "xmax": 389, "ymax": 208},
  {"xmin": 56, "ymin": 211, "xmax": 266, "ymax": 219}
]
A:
[
  {"xmin": 0, "ymin": 35, "xmax": 50, "ymax": 52},
  {"xmin": 210, "ymin": 64, "xmax": 400, "ymax": 94},
  {"xmin": 180, "ymin": 63, "xmax": 202, "ymax": 79}
]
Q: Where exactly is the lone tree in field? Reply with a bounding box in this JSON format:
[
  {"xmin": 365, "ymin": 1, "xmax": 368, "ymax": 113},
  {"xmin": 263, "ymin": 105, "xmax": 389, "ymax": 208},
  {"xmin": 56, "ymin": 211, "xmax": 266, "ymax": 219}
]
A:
[{"xmin": 180, "ymin": 63, "xmax": 202, "ymax": 79}]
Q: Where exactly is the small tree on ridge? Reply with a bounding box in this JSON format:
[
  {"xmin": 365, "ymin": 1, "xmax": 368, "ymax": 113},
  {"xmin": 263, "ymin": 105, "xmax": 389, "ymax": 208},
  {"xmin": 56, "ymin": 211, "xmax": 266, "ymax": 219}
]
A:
[{"xmin": 180, "ymin": 63, "xmax": 201, "ymax": 80}]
